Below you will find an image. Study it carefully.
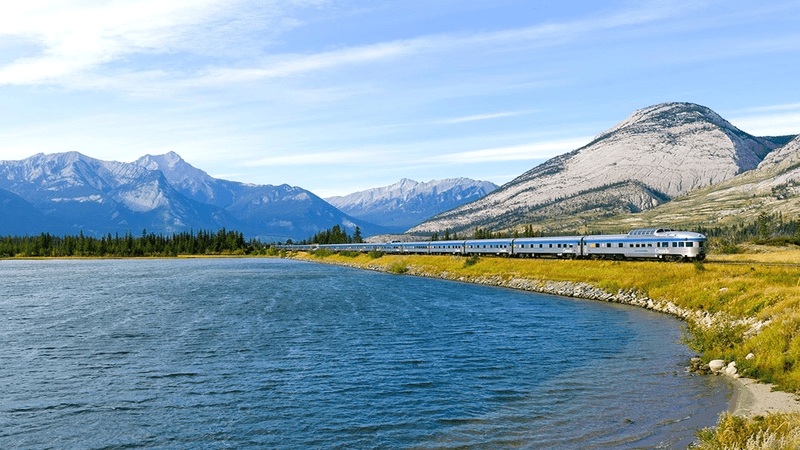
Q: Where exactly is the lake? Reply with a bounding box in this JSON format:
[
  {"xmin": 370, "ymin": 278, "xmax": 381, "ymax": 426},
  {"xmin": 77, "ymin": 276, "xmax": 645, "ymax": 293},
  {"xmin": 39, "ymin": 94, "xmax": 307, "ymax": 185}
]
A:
[{"xmin": 0, "ymin": 258, "xmax": 730, "ymax": 449}]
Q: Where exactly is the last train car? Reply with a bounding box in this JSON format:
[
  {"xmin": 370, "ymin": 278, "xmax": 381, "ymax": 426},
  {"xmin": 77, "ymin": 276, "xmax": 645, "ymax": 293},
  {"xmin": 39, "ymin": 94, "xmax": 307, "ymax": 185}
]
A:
[{"xmin": 583, "ymin": 228, "xmax": 706, "ymax": 261}]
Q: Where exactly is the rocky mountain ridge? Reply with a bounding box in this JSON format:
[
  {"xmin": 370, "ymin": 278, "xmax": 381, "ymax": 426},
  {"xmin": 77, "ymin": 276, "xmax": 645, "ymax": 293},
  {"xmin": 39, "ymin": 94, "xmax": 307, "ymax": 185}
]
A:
[
  {"xmin": 589, "ymin": 135, "xmax": 800, "ymax": 231},
  {"xmin": 408, "ymin": 102, "xmax": 785, "ymax": 235},
  {"xmin": 325, "ymin": 178, "xmax": 497, "ymax": 232},
  {"xmin": 0, "ymin": 152, "xmax": 384, "ymax": 241}
]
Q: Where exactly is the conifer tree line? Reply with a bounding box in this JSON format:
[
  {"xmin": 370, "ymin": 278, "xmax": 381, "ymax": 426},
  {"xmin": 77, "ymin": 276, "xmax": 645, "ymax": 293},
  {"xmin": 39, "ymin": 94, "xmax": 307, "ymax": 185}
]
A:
[
  {"xmin": 0, "ymin": 229, "xmax": 265, "ymax": 258},
  {"xmin": 301, "ymin": 225, "xmax": 363, "ymax": 245},
  {"xmin": 696, "ymin": 212, "xmax": 800, "ymax": 246}
]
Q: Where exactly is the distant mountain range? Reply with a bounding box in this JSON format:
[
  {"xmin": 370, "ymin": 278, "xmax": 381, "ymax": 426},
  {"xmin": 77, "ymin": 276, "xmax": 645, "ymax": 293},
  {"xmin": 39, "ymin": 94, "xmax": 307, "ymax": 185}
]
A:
[
  {"xmin": 0, "ymin": 152, "xmax": 385, "ymax": 241},
  {"xmin": 408, "ymin": 102, "xmax": 795, "ymax": 235},
  {"xmin": 325, "ymin": 178, "xmax": 498, "ymax": 233},
  {"xmin": 0, "ymin": 152, "xmax": 497, "ymax": 241}
]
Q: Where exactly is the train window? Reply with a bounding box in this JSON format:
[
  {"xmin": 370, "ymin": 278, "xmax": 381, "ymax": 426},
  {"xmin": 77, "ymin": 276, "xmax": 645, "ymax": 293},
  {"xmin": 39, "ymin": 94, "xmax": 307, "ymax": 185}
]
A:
[
  {"xmin": 672, "ymin": 242, "xmax": 677, "ymax": 247},
  {"xmin": 678, "ymin": 242, "xmax": 685, "ymax": 247},
  {"xmin": 629, "ymin": 244, "xmax": 634, "ymax": 247},
  {"xmin": 549, "ymin": 244, "xmax": 553, "ymax": 248},
  {"xmin": 619, "ymin": 243, "xmax": 623, "ymax": 248},
  {"xmin": 648, "ymin": 243, "xmax": 652, "ymax": 247},
  {"xmin": 699, "ymin": 242, "xmax": 704, "ymax": 248},
  {"xmin": 686, "ymin": 242, "xmax": 693, "ymax": 247},
  {"xmin": 663, "ymin": 242, "xmax": 668, "ymax": 247}
]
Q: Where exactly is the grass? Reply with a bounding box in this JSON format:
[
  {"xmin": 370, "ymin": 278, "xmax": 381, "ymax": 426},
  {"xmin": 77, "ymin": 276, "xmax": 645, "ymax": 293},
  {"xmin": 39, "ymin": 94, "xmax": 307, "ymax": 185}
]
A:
[{"xmin": 694, "ymin": 413, "xmax": 800, "ymax": 450}]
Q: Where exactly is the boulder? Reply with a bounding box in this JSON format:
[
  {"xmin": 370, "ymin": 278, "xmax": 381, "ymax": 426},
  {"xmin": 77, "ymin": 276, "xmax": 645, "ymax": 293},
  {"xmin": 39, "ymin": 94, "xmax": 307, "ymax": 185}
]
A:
[{"xmin": 709, "ymin": 360, "xmax": 726, "ymax": 372}]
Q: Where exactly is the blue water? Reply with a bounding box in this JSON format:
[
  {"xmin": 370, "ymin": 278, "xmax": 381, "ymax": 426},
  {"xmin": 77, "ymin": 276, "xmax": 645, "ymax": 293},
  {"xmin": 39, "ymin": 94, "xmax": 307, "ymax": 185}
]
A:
[{"xmin": 0, "ymin": 258, "xmax": 730, "ymax": 449}]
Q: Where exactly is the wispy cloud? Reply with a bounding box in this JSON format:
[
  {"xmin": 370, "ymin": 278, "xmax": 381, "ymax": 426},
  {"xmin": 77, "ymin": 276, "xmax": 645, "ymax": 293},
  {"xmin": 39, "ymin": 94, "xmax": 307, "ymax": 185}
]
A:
[
  {"xmin": 424, "ymin": 137, "xmax": 592, "ymax": 164},
  {"xmin": 0, "ymin": 0, "xmax": 300, "ymax": 86},
  {"xmin": 434, "ymin": 110, "xmax": 535, "ymax": 124},
  {"xmin": 724, "ymin": 102, "xmax": 800, "ymax": 136},
  {"xmin": 0, "ymin": 0, "xmax": 692, "ymax": 90},
  {"xmin": 727, "ymin": 102, "xmax": 800, "ymax": 114},
  {"xmin": 243, "ymin": 149, "xmax": 395, "ymax": 167},
  {"xmin": 728, "ymin": 113, "xmax": 800, "ymax": 136}
]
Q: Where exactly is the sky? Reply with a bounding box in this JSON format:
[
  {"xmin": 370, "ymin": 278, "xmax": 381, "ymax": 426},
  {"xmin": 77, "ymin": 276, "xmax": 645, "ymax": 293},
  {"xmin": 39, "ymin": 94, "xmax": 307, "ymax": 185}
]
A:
[{"xmin": 0, "ymin": 1, "xmax": 798, "ymax": 197}]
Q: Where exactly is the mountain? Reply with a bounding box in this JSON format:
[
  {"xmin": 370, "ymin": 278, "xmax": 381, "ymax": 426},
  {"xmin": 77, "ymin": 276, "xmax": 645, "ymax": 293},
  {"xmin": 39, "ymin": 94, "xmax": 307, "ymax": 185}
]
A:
[
  {"xmin": 134, "ymin": 152, "xmax": 388, "ymax": 241},
  {"xmin": 0, "ymin": 151, "xmax": 384, "ymax": 241},
  {"xmin": 0, "ymin": 152, "xmax": 237, "ymax": 236},
  {"xmin": 408, "ymin": 102, "xmax": 782, "ymax": 235},
  {"xmin": 325, "ymin": 178, "xmax": 498, "ymax": 232},
  {"xmin": 587, "ymin": 134, "xmax": 800, "ymax": 231},
  {"xmin": 0, "ymin": 187, "xmax": 68, "ymax": 236}
]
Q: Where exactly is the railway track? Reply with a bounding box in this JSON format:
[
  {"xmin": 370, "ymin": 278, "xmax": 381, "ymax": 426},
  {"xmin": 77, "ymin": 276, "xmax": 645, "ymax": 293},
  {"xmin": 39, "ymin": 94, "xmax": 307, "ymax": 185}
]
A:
[{"xmin": 703, "ymin": 260, "xmax": 800, "ymax": 268}]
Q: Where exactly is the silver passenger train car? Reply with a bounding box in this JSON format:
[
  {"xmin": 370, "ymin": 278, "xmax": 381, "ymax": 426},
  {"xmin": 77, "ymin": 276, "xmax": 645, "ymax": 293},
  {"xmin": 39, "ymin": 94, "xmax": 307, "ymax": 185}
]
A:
[{"xmin": 278, "ymin": 228, "xmax": 706, "ymax": 261}]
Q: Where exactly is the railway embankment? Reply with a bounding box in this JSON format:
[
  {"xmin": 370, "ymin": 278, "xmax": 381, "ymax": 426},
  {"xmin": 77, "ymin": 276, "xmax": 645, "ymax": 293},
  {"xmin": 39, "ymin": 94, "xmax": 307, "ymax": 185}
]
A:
[{"xmin": 286, "ymin": 249, "xmax": 800, "ymax": 447}]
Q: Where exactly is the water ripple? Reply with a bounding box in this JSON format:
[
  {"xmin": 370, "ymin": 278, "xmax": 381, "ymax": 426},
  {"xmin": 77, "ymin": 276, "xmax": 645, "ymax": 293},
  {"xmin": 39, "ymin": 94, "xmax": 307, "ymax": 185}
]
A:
[{"xmin": 0, "ymin": 258, "xmax": 730, "ymax": 449}]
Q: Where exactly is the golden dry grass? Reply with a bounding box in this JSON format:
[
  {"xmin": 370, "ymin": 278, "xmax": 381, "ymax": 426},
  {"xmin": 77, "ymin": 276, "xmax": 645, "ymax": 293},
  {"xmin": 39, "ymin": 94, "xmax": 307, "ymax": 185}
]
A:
[{"xmin": 694, "ymin": 413, "xmax": 800, "ymax": 450}]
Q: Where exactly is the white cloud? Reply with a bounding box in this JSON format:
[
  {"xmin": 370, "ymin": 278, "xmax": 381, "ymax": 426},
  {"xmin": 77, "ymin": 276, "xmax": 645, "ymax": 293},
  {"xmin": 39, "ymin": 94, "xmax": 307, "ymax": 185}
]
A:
[
  {"xmin": 0, "ymin": 0, "xmax": 262, "ymax": 85},
  {"xmin": 434, "ymin": 110, "xmax": 535, "ymax": 124},
  {"xmin": 243, "ymin": 149, "xmax": 394, "ymax": 166},
  {"xmin": 728, "ymin": 112, "xmax": 800, "ymax": 136},
  {"xmin": 424, "ymin": 137, "xmax": 592, "ymax": 164},
  {"xmin": 0, "ymin": 0, "xmax": 691, "ymax": 90}
]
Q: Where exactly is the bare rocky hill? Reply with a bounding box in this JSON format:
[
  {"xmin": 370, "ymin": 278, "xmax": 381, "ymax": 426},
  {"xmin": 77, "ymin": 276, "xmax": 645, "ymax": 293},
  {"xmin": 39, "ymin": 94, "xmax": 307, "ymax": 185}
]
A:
[
  {"xmin": 408, "ymin": 102, "xmax": 781, "ymax": 235},
  {"xmin": 588, "ymin": 135, "xmax": 800, "ymax": 231}
]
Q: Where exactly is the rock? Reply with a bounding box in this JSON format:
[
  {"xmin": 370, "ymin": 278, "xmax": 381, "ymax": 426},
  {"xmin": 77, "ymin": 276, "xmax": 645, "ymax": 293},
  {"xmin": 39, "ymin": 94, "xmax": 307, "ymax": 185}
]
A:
[
  {"xmin": 709, "ymin": 360, "xmax": 726, "ymax": 372},
  {"xmin": 746, "ymin": 352, "xmax": 755, "ymax": 360},
  {"xmin": 726, "ymin": 365, "xmax": 738, "ymax": 376}
]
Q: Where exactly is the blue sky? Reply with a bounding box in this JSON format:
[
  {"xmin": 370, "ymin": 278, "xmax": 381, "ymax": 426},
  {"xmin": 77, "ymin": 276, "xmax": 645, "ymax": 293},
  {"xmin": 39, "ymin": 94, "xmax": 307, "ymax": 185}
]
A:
[{"xmin": 0, "ymin": 0, "xmax": 798, "ymax": 197}]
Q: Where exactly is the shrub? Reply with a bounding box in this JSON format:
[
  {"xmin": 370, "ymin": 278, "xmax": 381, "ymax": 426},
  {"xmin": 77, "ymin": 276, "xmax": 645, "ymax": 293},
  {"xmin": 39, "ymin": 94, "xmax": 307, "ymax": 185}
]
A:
[
  {"xmin": 389, "ymin": 261, "xmax": 407, "ymax": 274},
  {"xmin": 681, "ymin": 321, "xmax": 745, "ymax": 355},
  {"xmin": 368, "ymin": 251, "xmax": 384, "ymax": 259},
  {"xmin": 463, "ymin": 255, "xmax": 480, "ymax": 267},
  {"xmin": 694, "ymin": 260, "xmax": 707, "ymax": 272},
  {"xmin": 312, "ymin": 248, "xmax": 333, "ymax": 258}
]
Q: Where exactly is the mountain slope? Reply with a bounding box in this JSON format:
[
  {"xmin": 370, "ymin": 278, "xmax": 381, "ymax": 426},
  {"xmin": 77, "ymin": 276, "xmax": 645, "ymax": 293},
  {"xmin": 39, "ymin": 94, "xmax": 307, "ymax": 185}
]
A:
[
  {"xmin": 325, "ymin": 178, "xmax": 498, "ymax": 232},
  {"xmin": 408, "ymin": 102, "xmax": 780, "ymax": 234},
  {"xmin": 588, "ymin": 135, "xmax": 800, "ymax": 231},
  {"xmin": 134, "ymin": 152, "xmax": 388, "ymax": 240},
  {"xmin": 0, "ymin": 187, "xmax": 69, "ymax": 236},
  {"xmin": 0, "ymin": 152, "xmax": 237, "ymax": 236}
]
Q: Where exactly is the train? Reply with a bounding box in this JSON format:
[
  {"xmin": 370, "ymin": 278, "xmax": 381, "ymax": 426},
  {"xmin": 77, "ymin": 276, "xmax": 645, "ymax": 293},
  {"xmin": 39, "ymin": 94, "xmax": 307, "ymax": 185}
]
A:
[{"xmin": 277, "ymin": 227, "xmax": 707, "ymax": 262}]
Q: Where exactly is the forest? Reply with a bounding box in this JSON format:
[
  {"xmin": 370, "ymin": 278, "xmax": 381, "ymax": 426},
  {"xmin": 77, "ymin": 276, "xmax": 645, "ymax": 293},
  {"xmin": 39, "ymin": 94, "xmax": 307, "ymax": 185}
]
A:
[{"xmin": 0, "ymin": 229, "xmax": 261, "ymax": 258}]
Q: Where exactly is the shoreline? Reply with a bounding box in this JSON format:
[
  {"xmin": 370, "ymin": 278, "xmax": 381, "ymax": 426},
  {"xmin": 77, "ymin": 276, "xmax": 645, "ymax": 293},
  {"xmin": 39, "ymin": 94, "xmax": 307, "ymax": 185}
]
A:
[
  {"xmin": 287, "ymin": 253, "xmax": 800, "ymax": 419},
  {"xmin": 730, "ymin": 376, "xmax": 800, "ymax": 417}
]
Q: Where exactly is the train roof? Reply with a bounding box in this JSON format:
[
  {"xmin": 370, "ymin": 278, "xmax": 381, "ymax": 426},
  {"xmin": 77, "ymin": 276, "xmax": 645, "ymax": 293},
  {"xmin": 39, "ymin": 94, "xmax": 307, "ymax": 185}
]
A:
[{"xmin": 628, "ymin": 228, "xmax": 673, "ymax": 236}]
